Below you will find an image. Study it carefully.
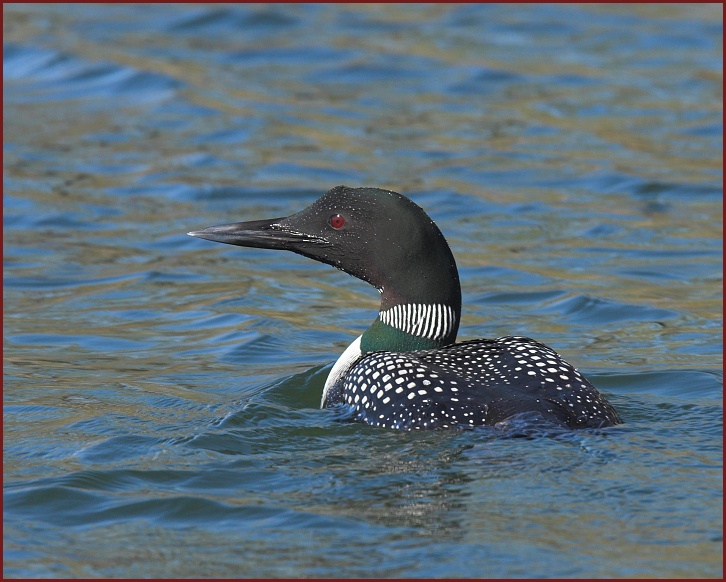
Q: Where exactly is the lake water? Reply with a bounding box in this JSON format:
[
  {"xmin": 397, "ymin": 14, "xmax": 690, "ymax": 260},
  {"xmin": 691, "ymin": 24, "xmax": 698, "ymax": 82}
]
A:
[{"xmin": 3, "ymin": 3, "xmax": 722, "ymax": 578}]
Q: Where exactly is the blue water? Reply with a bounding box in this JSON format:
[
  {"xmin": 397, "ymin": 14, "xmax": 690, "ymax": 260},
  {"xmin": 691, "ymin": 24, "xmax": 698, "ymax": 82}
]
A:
[{"xmin": 4, "ymin": 3, "xmax": 722, "ymax": 578}]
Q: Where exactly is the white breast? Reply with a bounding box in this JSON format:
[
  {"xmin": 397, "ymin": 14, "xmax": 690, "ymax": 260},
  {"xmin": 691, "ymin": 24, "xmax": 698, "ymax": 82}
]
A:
[{"xmin": 321, "ymin": 335, "xmax": 363, "ymax": 408}]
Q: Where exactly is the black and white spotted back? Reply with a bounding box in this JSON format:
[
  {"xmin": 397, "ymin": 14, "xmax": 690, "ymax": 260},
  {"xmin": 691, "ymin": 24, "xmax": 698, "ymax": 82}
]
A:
[{"xmin": 325, "ymin": 336, "xmax": 621, "ymax": 430}]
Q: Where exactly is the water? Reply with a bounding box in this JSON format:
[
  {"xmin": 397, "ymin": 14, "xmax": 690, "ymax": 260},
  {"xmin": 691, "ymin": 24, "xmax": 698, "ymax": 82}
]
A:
[{"xmin": 3, "ymin": 3, "xmax": 722, "ymax": 578}]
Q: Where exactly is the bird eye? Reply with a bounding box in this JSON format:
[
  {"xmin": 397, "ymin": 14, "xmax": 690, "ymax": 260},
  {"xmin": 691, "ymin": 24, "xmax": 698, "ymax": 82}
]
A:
[{"xmin": 329, "ymin": 214, "xmax": 345, "ymax": 230}]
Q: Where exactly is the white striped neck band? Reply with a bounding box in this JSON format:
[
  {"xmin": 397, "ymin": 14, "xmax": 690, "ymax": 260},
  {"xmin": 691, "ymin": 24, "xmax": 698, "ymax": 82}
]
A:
[{"xmin": 378, "ymin": 303, "xmax": 457, "ymax": 341}]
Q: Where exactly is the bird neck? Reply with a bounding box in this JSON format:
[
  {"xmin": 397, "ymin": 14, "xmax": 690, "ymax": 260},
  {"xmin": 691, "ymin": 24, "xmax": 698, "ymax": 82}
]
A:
[
  {"xmin": 360, "ymin": 299, "xmax": 461, "ymax": 353},
  {"xmin": 359, "ymin": 234, "xmax": 462, "ymax": 354}
]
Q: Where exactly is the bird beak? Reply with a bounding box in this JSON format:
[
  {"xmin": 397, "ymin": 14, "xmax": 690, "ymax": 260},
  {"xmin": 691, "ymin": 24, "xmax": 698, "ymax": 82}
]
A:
[{"xmin": 188, "ymin": 217, "xmax": 326, "ymax": 250}]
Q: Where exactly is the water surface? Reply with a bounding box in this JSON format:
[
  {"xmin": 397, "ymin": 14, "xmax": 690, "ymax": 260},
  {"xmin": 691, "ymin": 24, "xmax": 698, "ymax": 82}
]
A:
[{"xmin": 4, "ymin": 3, "xmax": 722, "ymax": 578}]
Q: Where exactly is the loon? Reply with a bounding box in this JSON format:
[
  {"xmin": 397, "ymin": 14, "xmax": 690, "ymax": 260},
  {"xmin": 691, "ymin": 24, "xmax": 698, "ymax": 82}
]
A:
[{"xmin": 189, "ymin": 185, "xmax": 621, "ymax": 430}]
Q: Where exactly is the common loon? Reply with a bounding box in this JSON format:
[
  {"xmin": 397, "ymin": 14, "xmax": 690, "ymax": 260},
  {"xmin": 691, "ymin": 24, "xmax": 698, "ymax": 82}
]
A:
[{"xmin": 189, "ymin": 185, "xmax": 621, "ymax": 430}]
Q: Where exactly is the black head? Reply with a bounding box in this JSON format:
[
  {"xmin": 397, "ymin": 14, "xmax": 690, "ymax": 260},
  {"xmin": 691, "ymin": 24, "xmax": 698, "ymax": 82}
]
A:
[{"xmin": 189, "ymin": 186, "xmax": 461, "ymax": 312}]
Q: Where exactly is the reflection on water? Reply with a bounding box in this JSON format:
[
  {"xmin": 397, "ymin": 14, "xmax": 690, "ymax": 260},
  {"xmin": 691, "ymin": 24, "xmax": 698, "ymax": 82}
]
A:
[{"xmin": 3, "ymin": 3, "xmax": 722, "ymax": 578}]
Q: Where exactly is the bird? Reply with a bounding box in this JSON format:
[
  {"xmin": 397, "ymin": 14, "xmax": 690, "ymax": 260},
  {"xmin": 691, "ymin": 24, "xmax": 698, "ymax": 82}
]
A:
[{"xmin": 188, "ymin": 185, "xmax": 621, "ymax": 431}]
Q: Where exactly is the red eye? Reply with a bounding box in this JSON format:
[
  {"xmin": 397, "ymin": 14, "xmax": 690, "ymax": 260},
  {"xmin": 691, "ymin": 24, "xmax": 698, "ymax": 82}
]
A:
[{"xmin": 329, "ymin": 214, "xmax": 345, "ymax": 230}]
